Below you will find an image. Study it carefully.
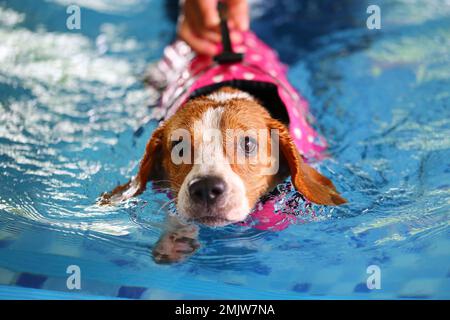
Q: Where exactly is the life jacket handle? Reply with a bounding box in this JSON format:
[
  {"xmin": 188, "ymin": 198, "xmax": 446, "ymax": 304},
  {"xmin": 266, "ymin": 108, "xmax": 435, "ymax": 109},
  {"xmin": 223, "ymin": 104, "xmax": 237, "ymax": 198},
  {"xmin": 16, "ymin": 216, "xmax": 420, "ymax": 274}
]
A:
[{"xmin": 213, "ymin": 2, "xmax": 244, "ymax": 64}]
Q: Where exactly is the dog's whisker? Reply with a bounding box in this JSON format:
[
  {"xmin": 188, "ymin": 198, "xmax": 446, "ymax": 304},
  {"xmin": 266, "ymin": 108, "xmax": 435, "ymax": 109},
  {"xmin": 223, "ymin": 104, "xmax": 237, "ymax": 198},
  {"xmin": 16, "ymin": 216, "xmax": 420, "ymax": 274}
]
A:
[{"xmin": 156, "ymin": 198, "xmax": 177, "ymax": 215}]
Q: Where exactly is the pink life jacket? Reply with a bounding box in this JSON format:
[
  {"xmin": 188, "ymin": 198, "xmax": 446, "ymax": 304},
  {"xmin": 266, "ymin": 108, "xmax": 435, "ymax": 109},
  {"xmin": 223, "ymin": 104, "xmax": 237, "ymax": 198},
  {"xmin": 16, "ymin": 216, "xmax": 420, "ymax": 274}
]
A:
[{"xmin": 146, "ymin": 31, "xmax": 327, "ymax": 231}]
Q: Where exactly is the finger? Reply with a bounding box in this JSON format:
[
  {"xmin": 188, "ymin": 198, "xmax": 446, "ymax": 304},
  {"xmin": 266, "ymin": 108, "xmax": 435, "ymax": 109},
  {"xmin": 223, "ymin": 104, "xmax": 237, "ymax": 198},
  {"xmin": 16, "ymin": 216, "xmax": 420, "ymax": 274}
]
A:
[
  {"xmin": 227, "ymin": 0, "xmax": 249, "ymax": 31},
  {"xmin": 201, "ymin": 29, "xmax": 221, "ymax": 44},
  {"xmin": 179, "ymin": 21, "xmax": 218, "ymax": 56},
  {"xmin": 230, "ymin": 30, "xmax": 243, "ymax": 45},
  {"xmin": 197, "ymin": 0, "xmax": 220, "ymax": 28},
  {"xmin": 185, "ymin": 2, "xmax": 221, "ymax": 43}
]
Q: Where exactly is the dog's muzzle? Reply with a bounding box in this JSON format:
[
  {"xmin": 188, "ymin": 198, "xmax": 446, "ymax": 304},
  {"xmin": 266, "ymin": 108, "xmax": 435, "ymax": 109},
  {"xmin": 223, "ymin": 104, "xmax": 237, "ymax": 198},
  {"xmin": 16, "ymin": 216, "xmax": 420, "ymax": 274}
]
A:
[{"xmin": 187, "ymin": 175, "xmax": 234, "ymax": 226}]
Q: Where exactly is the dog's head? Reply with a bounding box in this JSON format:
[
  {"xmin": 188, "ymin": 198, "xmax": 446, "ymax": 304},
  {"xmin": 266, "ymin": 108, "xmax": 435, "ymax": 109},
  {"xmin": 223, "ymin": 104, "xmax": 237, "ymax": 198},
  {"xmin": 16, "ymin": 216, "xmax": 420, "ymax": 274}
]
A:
[{"xmin": 102, "ymin": 87, "xmax": 346, "ymax": 226}]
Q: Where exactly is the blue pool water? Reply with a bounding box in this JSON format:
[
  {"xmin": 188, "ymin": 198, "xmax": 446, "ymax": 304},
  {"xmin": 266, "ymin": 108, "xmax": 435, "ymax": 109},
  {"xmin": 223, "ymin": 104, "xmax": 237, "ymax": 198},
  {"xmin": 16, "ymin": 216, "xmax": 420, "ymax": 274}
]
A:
[{"xmin": 1, "ymin": 0, "xmax": 450, "ymax": 299}]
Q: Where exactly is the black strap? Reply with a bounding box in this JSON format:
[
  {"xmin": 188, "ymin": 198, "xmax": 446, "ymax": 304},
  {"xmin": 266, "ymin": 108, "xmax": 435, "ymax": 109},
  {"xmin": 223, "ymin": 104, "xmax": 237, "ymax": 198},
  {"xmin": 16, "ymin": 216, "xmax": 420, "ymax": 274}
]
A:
[{"xmin": 213, "ymin": 2, "xmax": 244, "ymax": 64}]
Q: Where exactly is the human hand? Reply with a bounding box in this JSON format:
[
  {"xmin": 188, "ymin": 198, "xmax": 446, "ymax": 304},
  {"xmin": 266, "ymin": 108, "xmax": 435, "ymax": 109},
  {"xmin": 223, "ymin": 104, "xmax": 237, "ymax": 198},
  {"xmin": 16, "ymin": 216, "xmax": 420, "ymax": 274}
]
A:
[{"xmin": 177, "ymin": 0, "xmax": 249, "ymax": 56}]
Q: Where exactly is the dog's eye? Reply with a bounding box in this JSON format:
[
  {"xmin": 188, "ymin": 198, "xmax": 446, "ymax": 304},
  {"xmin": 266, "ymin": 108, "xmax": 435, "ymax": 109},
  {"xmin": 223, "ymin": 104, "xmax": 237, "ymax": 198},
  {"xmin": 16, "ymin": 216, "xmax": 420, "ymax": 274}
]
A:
[{"xmin": 239, "ymin": 136, "xmax": 258, "ymax": 156}]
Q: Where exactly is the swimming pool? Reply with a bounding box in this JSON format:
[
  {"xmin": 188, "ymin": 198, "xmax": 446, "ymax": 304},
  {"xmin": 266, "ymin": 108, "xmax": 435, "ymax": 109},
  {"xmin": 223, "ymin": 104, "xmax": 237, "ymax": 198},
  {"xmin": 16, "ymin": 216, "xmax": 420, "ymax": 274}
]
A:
[{"xmin": 0, "ymin": 0, "xmax": 449, "ymax": 299}]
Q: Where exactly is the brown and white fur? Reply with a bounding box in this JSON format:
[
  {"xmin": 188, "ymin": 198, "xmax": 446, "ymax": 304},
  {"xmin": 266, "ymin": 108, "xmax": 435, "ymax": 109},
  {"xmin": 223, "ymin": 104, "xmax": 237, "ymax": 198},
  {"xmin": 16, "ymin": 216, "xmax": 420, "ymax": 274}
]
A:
[{"xmin": 100, "ymin": 87, "xmax": 346, "ymax": 263}]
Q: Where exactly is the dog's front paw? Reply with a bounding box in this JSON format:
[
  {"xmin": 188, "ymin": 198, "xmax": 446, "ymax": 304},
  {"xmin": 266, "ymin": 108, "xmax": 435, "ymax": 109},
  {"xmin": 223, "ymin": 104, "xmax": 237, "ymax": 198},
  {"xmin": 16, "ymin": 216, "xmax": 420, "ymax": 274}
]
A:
[{"xmin": 152, "ymin": 229, "xmax": 200, "ymax": 264}]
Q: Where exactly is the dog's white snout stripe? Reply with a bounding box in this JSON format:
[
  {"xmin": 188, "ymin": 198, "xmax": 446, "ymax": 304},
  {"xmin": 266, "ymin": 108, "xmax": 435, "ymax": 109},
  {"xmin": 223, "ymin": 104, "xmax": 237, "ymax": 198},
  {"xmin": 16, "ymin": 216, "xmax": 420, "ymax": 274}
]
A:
[{"xmin": 177, "ymin": 106, "xmax": 250, "ymax": 222}]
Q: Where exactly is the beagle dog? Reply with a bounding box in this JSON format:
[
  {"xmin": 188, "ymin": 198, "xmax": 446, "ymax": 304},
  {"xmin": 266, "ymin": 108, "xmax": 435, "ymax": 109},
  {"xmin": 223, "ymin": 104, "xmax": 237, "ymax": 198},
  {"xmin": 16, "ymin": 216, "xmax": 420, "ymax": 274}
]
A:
[{"xmin": 100, "ymin": 29, "xmax": 346, "ymax": 263}]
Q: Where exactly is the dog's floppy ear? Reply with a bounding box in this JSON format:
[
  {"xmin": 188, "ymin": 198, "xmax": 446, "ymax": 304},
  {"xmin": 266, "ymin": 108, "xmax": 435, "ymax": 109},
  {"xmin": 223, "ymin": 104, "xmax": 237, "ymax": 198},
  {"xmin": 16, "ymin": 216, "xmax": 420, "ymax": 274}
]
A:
[
  {"xmin": 269, "ymin": 119, "xmax": 347, "ymax": 205},
  {"xmin": 99, "ymin": 125, "xmax": 165, "ymax": 205}
]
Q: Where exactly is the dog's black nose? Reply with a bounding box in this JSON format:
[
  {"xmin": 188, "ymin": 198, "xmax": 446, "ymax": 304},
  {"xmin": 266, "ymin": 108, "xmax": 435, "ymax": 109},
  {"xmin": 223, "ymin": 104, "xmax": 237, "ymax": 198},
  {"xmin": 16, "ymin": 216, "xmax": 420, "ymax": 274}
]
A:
[{"xmin": 189, "ymin": 176, "xmax": 226, "ymax": 205}]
